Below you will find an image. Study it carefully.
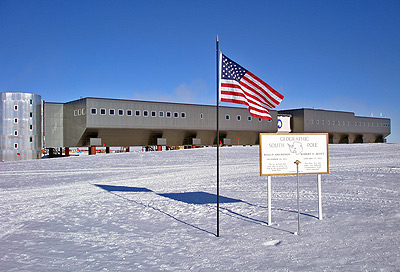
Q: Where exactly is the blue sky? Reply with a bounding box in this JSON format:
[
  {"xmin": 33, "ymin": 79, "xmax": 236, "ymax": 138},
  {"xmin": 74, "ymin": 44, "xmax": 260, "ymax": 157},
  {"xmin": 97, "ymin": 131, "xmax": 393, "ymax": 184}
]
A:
[{"xmin": 1, "ymin": 0, "xmax": 399, "ymax": 142}]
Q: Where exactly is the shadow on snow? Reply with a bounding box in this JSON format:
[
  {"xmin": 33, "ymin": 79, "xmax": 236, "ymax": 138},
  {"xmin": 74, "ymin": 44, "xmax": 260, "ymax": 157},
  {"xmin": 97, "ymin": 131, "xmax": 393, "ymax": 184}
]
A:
[
  {"xmin": 159, "ymin": 191, "xmax": 242, "ymax": 204},
  {"xmin": 93, "ymin": 184, "xmax": 308, "ymax": 236},
  {"xmin": 94, "ymin": 184, "xmax": 152, "ymax": 193}
]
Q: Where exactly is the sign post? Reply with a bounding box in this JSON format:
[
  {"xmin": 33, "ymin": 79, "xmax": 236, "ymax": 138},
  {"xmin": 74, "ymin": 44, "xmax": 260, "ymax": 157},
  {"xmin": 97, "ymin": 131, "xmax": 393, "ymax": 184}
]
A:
[
  {"xmin": 260, "ymin": 133, "xmax": 329, "ymax": 232},
  {"xmin": 295, "ymin": 160, "xmax": 301, "ymax": 235},
  {"xmin": 318, "ymin": 174, "xmax": 323, "ymax": 220},
  {"xmin": 267, "ymin": 176, "xmax": 272, "ymax": 225}
]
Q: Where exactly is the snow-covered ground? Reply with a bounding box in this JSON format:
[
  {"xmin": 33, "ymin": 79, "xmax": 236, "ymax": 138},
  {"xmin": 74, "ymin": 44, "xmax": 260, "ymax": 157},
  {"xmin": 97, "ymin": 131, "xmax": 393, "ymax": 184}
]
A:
[{"xmin": 0, "ymin": 144, "xmax": 399, "ymax": 271}]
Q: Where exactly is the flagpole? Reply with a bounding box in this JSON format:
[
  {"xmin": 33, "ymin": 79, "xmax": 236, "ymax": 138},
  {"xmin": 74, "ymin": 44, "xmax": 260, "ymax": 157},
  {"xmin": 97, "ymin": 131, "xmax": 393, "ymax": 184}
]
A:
[{"xmin": 216, "ymin": 34, "xmax": 220, "ymax": 237}]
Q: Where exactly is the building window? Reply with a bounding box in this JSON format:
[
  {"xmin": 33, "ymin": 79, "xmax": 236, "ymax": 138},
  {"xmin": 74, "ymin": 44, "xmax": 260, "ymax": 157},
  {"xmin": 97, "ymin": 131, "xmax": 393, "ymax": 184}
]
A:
[
  {"xmin": 135, "ymin": 110, "xmax": 140, "ymax": 116},
  {"xmin": 14, "ymin": 143, "xmax": 18, "ymax": 149},
  {"xmin": 343, "ymin": 121, "xmax": 345, "ymax": 126},
  {"xmin": 173, "ymin": 112, "xmax": 179, "ymax": 118},
  {"xmin": 118, "ymin": 109, "xmax": 124, "ymax": 116},
  {"xmin": 100, "ymin": 108, "xmax": 106, "ymax": 115},
  {"xmin": 181, "ymin": 112, "xmax": 186, "ymax": 118},
  {"xmin": 322, "ymin": 120, "xmax": 325, "ymax": 125},
  {"xmin": 30, "ymin": 124, "xmax": 33, "ymax": 130},
  {"xmin": 14, "ymin": 105, "xmax": 18, "ymax": 111},
  {"xmin": 151, "ymin": 111, "xmax": 156, "ymax": 117},
  {"xmin": 237, "ymin": 115, "xmax": 241, "ymax": 121},
  {"xmin": 310, "ymin": 119, "xmax": 313, "ymax": 124},
  {"xmin": 30, "ymin": 99, "xmax": 33, "ymax": 105},
  {"xmin": 14, "ymin": 118, "xmax": 18, "ymax": 124},
  {"xmin": 159, "ymin": 111, "xmax": 164, "ymax": 117},
  {"xmin": 109, "ymin": 109, "xmax": 115, "ymax": 115},
  {"xmin": 127, "ymin": 110, "xmax": 132, "ymax": 116},
  {"xmin": 225, "ymin": 115, "xmax": 230, "ymax": 120},
  {"xmin": 200, "ymin": 113, "xmax": 204, "ymax": 119},
  {"xmin": 143, "ymin": 110, "xmax": 149, "ymax": 117},
  {"xmin": 30, "ymin": 136, "xmax": 33, "ymax": 143},
  {"xmin": 166, "ymin": 111, "xmax": 171, "ymax": 118},
  {"xmin": 316, "ymin": 120, "xmax": 319, "ymax": 125},
  {"xmin": 82, "ymin": 108, "xmax": 86, "ymax": 115},
  {"xmin": 91, "ymin": 108, "xmax": 97, "ymax": 115},
  {"xmin": 14, "ymin": 130, "xmax": 18, "ymax": 136},
  {"xmin": 248, "ymin": 116, "xmax": 252, "ymax": 121},
  {"xmin": 78, "ymin": 109, "xmax": 81, "ymax": 116},
  {"xmin": 259, "ymin": 118, "xmax": 262, "ymax": 122}
]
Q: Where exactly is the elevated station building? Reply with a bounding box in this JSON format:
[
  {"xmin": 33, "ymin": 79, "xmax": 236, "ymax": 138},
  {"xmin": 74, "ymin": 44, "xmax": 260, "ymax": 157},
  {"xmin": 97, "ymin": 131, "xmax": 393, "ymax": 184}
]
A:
[
  {"xmin": 279, "ymin": 108, "xmax": 391, "ymax": 144},
  {"xmin": 44, "ymin": 97, "xmax": 277, "ymax": 149},
  {"xmin": 0, "ymin": 92, "xmax": 391, "ymax": 162}
]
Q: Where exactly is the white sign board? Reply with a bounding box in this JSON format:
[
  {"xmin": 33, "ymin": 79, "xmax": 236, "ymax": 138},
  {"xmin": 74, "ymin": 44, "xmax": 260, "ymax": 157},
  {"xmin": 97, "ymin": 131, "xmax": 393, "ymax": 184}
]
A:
[{"xmin": 260, "ymin": 133, "xmax": 329, "ymax": 176}]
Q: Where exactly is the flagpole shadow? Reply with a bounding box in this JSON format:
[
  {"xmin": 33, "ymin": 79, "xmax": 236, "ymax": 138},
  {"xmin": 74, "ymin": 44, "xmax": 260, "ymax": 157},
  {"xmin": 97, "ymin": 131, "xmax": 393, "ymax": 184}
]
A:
[{"xmin": 93, "ymin": 184, "xmax": 217, "ymax": 237}]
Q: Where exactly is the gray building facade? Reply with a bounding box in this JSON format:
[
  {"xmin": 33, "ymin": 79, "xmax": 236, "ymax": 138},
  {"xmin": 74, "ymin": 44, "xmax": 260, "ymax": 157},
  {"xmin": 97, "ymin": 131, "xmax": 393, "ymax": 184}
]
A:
[
  {"xmin": 278, "ymin": 108, "xmax": 391, "ymax": 143},
  {"xmin": 1, "ymin": 92, "xmax": 392, "ymax": 162},
  {"xmin": 45, "ymin": 97, "xmax": 278, "ymax": 148}
]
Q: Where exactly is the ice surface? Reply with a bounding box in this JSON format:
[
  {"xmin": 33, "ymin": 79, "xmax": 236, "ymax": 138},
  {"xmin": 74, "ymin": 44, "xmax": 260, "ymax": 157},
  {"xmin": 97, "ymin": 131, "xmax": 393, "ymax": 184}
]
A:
[{"xmin": 0, "ymin": 144, "xmax": 399, "ymax": 271}]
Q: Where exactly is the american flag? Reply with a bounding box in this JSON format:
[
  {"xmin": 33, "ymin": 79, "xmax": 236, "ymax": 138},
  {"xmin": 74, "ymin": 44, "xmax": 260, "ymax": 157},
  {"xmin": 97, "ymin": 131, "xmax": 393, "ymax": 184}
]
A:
[{"xmin": 219, "ymin": 53, "xmax": 284, "ymax": 120}]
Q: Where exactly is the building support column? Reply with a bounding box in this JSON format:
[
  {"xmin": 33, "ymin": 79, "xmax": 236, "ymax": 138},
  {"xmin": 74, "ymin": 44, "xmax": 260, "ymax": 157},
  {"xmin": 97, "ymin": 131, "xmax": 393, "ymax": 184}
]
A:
[
  {"xmin": 89, "ymin": 146, "xmax": 96, "ymax": 155},
  {"xmin": 65, "ymin": 147, "xmax": 70, "ymax": 157}
]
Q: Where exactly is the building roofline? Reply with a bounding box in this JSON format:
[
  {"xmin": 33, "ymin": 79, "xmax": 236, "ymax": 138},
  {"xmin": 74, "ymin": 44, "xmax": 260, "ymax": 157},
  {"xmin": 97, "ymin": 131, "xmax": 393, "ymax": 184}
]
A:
[
  {"xmin": 279, "ymin": 108, "xmax": 354, "ymax": 114},
  {"xmin": 278, "ymin": 108, "xmax": 390, "ymax": 120},
  {"xmin": 54, "ymin": 96, "xmax": 278, "ymax": 112}
]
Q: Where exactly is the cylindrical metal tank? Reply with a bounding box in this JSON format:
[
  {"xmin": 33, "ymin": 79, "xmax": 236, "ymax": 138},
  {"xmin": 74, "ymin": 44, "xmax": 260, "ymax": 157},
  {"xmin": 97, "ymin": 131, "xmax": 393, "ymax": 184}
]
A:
[{"xmin": 0, "ymin": 92, "xmax": 43, "ymax": 162}]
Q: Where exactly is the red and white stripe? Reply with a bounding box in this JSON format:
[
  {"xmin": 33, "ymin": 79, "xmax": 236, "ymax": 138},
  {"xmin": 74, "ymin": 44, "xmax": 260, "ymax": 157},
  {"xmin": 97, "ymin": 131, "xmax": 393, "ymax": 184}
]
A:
[{"xmin": 220, "ymin": 71, "xmax": 284, "ymax": 120}]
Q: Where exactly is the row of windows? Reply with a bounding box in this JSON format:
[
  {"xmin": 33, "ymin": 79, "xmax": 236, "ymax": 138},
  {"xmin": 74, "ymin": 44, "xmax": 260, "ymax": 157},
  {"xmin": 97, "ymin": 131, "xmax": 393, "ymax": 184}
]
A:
[
  {"xmin": 13, "ymin": 100, "xmax": 34, "ymax": 111},
  {"xmin": 74, "ymin": 108, "xmax": 86, "ymax": 116},
  {"xmin": 88, "ymin": 108, "xmax": 187, "ymax": 118},
  {"xmin": 12, "ymin": 130, "xmax": 34, "ymax": 136},
  {"xmin": 309, "ymin": 119, "xmax": 390, "ymax": 128},
  {"xmin": 225, "ymin": 114, "xmax": 267, "ymax": 122},
  {"xmin": 12, "ymin": 113, "xmax": 34, "ymax": 124},
  {"xmin": 13, "ymin": 118, "xmax": 34, "ymax": 128},
  {"xmin": 85, "ymin": 108, "xmax": 269, "ymax": 122},
  {"xmin": 12, "ymin": 137, "xmax": 34, "ymax": 149},
  {"xmin": 71, "ymin": 107, "xmax": 275, "ymax": 124}
]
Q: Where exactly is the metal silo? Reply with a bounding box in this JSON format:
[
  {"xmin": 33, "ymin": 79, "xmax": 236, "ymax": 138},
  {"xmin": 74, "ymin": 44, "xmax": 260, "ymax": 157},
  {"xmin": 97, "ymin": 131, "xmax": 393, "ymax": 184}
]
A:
[{"xmin": 0, "ymin": 92, "xmax": 43, "ymax": 162}]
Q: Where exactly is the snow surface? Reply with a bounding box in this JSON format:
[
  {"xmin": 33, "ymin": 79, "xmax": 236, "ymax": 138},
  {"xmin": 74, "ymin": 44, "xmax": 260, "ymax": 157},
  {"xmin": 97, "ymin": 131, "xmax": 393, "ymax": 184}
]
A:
[{"xmin": 0, "ymin": 144, "xmax": 399, "ymax": 271}]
